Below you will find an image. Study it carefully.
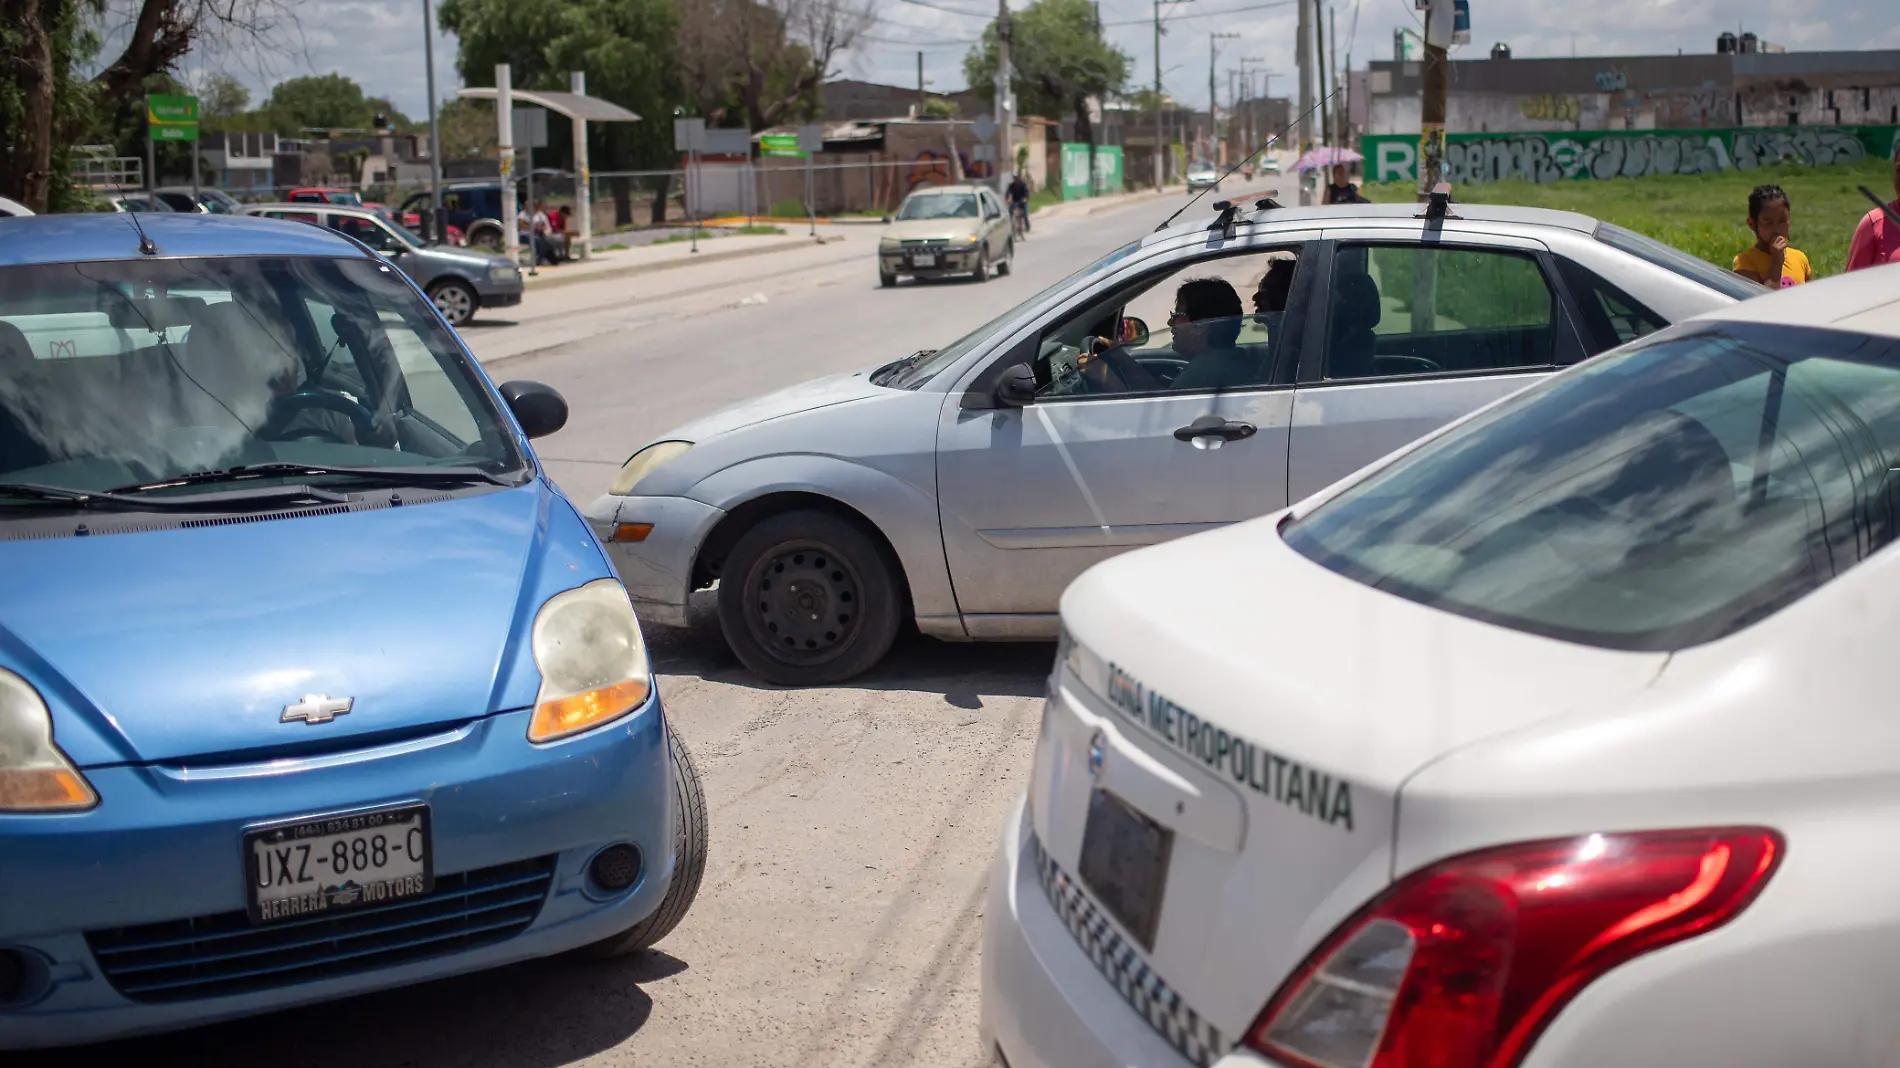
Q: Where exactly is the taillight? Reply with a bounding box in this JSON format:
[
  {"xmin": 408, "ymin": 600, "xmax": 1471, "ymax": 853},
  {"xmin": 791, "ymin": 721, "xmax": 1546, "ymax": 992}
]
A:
[{"xmin": 1245, "ymin": 827, "xmax": 1782, "ymax": 1068}]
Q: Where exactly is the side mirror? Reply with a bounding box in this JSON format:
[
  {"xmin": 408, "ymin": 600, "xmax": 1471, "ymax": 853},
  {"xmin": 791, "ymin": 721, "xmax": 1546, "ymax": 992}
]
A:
[
  {"xmin": 1119, "ymin": 316, "xmax": 1150, "ymax": 347},
  {"xmin": 995, "ymin": 362, "xmax": 1038, "ymax": 408},
  {"xmin": 498, "ymin": 380, "xmax": 569, "ymax": 439},
  {"xmin": 881, "ymin": 216, "xmax": 891, "ymax": 224}
]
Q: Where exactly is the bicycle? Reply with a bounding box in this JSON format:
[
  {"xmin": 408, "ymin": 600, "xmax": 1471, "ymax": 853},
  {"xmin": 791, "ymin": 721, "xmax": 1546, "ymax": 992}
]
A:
[{"xmin": 1010, "ymin": 200, "xmax": 1030, "ymax": 239}]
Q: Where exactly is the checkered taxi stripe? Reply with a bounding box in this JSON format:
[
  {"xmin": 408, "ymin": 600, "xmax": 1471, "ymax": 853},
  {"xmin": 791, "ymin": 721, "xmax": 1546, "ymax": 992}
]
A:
[{"xmin": 1029, "ymin": 832, "xmax": 1226, "ymax": 1067}]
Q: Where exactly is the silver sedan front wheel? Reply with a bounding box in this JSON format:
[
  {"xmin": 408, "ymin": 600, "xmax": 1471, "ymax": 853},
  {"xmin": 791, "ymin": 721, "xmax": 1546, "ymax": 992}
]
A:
[{"xmin": 429, "ymin": 279, "xmax": 477, "ymax": 326}]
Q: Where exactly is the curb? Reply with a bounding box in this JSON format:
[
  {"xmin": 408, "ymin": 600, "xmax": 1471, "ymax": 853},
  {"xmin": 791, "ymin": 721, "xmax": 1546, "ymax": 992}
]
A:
[{"xmin": 522, "ymin": 235, "xmax": 843, "ymax": 291}]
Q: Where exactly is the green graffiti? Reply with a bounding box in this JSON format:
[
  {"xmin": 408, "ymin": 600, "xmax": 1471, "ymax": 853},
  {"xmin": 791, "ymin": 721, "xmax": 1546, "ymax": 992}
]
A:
[{"xmin": 1364, "ymin": 125, "xmax": 1900, "ymax": 184}]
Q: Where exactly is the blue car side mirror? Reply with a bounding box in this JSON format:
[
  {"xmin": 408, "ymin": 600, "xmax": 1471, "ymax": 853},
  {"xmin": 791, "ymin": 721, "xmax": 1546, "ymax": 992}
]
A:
[{"xmin": 498, "ymin": 380, "xmax": 568, "ymax": 439}]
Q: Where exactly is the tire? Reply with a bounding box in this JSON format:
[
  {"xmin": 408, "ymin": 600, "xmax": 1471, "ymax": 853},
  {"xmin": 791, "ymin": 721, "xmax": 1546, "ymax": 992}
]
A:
[
  {"xmin": 578, "ymin": 726, "xmax": 709, "ymax": 958},
  {"xmin": 972, "ymin": 246, "xmax": 991, "ymax": 283},
  {"xmin": 428, "ymin": 279, "xmax": 478, "ymax": 326},
  {"xmin": 998, "ymin": 239, "xmax": 1013, "ymax": 276},
  {"xmin": 879, "ymin": 268, "xmax": 897, "ymax": 287},
  {"xmin": 716, "ymin": 509, "xmax": 902, "ymax": 686}
]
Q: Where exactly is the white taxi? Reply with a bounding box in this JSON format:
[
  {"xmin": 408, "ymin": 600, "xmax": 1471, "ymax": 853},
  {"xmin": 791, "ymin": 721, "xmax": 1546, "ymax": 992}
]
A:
[{"xmin": 981, "ymin": 264, "xmax": 1900, "ymax": 1068}]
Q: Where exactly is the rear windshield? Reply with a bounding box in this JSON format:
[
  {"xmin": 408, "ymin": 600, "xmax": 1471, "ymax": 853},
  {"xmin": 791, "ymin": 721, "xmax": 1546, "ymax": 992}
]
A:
[
  {"xmin": 1595, "ymin": 221, "xmax": 1761, "ymax": 302},
  {"xmin": 1283, "ymin": 323, "xmax": 1900, "ymax": 651}
]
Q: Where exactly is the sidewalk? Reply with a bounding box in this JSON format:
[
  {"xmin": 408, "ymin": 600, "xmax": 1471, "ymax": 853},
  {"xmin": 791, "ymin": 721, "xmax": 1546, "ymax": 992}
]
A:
[
  {"xmin": 1033, "ymin": 184, "xmax": 1187, "ymax": 223},
  {"xmin": 520, "ymin": 227, "xmax": 849, "ymax": 290}
]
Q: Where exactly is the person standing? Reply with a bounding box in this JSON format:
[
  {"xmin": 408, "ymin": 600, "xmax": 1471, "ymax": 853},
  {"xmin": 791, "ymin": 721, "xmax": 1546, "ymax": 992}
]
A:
[
  {"xmin": 1732, "ymin": 184, "xmax": 1811, "ymax": 289},
  {"xmin": 1846, "ymin": 149, "xmax": 1900, "ymax": 272}
]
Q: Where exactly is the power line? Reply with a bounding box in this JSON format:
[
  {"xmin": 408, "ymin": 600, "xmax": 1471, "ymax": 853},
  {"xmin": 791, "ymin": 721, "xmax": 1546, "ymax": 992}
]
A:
[
  {"xmin": 895, "ymin": 0, "xmax": 993, "ymax": 19},
  {"xmin": 1102, "ymin": 0, "xmax": 1299, "ymax": 26}
]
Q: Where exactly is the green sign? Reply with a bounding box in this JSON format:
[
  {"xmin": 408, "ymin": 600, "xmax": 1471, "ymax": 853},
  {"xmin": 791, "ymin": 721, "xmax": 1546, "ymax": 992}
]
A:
[
  {"xmin": 147, "ymin": 93, "xmax": 200, "ymax": 142},
  {"xmin": 1059, "ymin": 143, "xmax": 1126, "ymax": 200},
  {"xmin": 759, "ymin": 134, "xmax": 806, "ymax": 158},
  {"xmin": 1362, "ymin": 124, "xmax": 1900, "ymax": 186}
]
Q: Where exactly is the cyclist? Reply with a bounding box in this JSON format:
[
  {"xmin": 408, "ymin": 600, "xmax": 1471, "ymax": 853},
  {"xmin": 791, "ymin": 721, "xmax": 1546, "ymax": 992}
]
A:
[{"xmin": 1006, "ymin": 173, "xmax": 1031, "ymax": 237}]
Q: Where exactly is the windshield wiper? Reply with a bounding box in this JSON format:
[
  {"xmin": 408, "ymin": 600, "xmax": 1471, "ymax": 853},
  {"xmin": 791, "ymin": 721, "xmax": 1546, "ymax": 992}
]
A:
[
  {"xmin": 0, "ymin": 480, "xmax": 348, "ymax": 511},
  {"xmin": 873, "ymin": 349, "xmax": 938, "ymax": 386},
  {"xmin": 108, "ymin": 462, "xmax": 516, "ymax": 496}
]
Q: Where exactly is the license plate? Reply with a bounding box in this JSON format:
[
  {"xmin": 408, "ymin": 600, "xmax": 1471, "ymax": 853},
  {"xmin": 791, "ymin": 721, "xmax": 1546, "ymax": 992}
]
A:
[
  {"xmin": 245, "ymin": 804, "xmax": 433, "ymax": 925},
  {"xmin": 1077, "ymin": 789, "xmax": 1173, "ymax": 950},
  {"xmin": 911, "ymin": 253, "xmax": 937, "ymax": 267}
]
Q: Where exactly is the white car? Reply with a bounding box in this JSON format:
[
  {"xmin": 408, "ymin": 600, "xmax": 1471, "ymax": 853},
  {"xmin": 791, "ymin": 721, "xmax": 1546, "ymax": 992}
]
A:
[
  {"xmin": 981, "ymin": 264, "xmax": 1900, "ymax": 1068},
  {"xmin": 0, "ymin": 195, "xmax": 33, "ymax": 218},
  {"xmin": 1185, "ymin": 162, "xmax": 1221, "ymax": 192}
]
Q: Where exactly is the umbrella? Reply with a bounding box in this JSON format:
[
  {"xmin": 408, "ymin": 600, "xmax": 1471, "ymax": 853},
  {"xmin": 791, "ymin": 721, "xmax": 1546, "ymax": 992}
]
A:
[{"xmin": 1294, "ymin": 146, "xmax": 1365, "ymax": 171}]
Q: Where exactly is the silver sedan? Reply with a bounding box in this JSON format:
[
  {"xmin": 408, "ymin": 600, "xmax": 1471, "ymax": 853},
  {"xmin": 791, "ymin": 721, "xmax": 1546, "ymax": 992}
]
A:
[{"xmin": 586, "ymin": 200, "xmax": 1759, "ymax": 685}]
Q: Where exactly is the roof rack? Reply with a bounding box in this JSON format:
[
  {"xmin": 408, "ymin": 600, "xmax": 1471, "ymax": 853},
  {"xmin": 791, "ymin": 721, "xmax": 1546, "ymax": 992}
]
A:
[{"xmin": 1416, "ymin": 181, "xmax": 1460, "ymax": 221}]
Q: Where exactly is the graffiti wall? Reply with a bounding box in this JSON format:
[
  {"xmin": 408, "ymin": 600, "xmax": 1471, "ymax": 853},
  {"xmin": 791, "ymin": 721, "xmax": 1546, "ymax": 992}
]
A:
[
  {"xmin": 1059, "ymin": 143, "xmax": 1125, "ymax": 200},
  {"xmin": 1366, "ymin": 125, "xmax": 1900, "ymax": 185}
]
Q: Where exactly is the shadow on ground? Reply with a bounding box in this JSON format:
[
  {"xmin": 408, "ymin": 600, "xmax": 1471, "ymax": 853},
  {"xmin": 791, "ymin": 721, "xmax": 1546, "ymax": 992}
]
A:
[
  {"xmin": 18, "ymin": 951, "xmax": 687, "ymax": 1068},
  {"xmin": 645, "ymin": 591, "xmax": 1053, "ymax": 704}
]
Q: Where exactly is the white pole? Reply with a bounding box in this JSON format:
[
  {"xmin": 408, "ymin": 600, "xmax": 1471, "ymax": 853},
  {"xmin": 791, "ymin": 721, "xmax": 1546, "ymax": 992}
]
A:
[
  {"xmin": 571, "ymin": 70, "xmax": 592, "ymax": 260},
  {"xmin": 497, "ymin": 63, "xmax": 519, "ymax": 266}
]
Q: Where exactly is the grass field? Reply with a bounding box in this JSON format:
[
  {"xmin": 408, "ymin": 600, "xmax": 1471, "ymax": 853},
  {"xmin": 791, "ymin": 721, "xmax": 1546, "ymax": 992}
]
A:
[{"xmin": 1361, "ymin": 157, "xmax": 1895, "ymax": 279}]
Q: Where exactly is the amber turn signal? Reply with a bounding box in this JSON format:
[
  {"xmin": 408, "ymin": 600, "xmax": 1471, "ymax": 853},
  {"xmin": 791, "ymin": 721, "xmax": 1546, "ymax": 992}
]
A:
[
  {"xmin": 0, "ymin": 768, "xmax": 98, "ymax": 812},
  {"xmin": 614, "ymin": 522, "xmax": 654, "ymax": 543},
  {"xmin": 528, "ymin": 678, "xmax": 651, "ymax": 743}
]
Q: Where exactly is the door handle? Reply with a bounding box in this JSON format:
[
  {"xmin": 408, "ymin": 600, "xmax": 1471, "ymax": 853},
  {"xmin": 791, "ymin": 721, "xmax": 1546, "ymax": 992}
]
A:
[{"xmin": 1174, "ymin": 416, "xmax": 1257, "ymax": 445}]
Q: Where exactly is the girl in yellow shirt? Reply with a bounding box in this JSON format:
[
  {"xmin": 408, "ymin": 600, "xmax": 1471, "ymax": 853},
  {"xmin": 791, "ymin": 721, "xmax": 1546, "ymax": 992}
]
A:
[{"xmin": 1733, "ymin": 184, "xmax": 1811, "ymax": 288}]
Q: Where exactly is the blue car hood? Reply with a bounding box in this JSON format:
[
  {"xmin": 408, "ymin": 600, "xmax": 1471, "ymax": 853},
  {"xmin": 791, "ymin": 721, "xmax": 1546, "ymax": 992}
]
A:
[{"xmin": 0, "ymin": 484, "xmax": 596, "ymax": 766}]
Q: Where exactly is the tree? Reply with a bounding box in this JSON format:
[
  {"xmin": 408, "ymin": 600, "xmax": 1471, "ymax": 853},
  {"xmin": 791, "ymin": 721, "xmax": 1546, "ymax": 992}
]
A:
[
  {"xmin": 1, "ymin": 0, "xmax": 296, "ymax": 212},
  {"xmin": 676, "ymin": 0, "xmax": 874, "ymax": 130},
  {"xmin": 260, "ymin": 72, "xmax": 409, "ymax": 133},
  {"xmin": 439, "ymin": 0, "xmax": 677, "ymax": 222},
  {"xmin": 921, "ymin": 97, "xmax": 958, "ymax": 119},
  {"xmin": 965, "ymin": 0, "xmax": 1128, "ymax": 191},
  {"xmin": 435, "ymin": 95, "xmax": 496, "ymax": 162},
  {"xmin": 198, "ymin": 70, "xmax": 248, "ymax": 118}
]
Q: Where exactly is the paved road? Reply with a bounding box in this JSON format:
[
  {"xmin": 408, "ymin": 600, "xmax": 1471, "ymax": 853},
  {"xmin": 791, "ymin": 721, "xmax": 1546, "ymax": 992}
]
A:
[{"xmin": 23, "ymin": 191, "xmax": 1209, "ymax": 1068}]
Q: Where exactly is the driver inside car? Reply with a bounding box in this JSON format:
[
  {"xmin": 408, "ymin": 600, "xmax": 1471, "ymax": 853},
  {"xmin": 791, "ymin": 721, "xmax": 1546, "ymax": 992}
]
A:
[
  {"xmin": 186, "ymin": 302, "xmax": 361, "ymax": 445},
  {"xmin": 1079, "ymin": 277, "xmax": 1250, "ymax": 392}
]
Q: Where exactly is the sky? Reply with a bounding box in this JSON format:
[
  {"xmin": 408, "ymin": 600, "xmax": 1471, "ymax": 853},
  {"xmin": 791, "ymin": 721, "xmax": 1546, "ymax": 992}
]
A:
[{"xmin": 177, "ymin": 0, "xmax": 1900, "ymax": 122}]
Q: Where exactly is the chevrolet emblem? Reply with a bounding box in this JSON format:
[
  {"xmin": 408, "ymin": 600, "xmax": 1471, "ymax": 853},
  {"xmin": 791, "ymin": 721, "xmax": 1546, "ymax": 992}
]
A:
[{"xmin": 281, "ymin": 694, "xmax": 353, "ymax": 725}]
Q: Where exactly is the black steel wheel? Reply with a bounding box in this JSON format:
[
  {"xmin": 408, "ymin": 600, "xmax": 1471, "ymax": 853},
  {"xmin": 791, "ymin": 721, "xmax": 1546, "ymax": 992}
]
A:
[{"xmin": 716, "ymin": 509, "xmax": 901, "ymax": 685}]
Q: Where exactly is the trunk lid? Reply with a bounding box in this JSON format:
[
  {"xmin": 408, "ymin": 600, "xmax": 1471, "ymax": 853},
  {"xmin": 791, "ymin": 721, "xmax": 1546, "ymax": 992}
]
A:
[
  {"xmin": 1031, "ymin": 514, "xmax": 1668, "ymax": 1052},
  {"xmin": 0, "ymin": 487, "xmax": 546, "ymax": 765}
]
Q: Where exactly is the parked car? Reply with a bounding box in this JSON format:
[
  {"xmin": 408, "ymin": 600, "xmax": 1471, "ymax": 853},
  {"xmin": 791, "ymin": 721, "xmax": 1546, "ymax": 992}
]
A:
[
  {"xmin": 1186, "ymin": 161, "xmax": 1221, "ymax": 192},
  {"xmin": 1260, "ymin": 157, "xmax": 1281, "ymax": 175},
  {"xmin": 401, "ymin": 183, "xmax": 507, "ymax": 250},
  {"xmin": 0, "ymin": 211, "xmax": 706, "ymax": 1049},
  {"xmin": 877, "ymin": 183, "xmax": 1015, "ymax": 287},
  {"xmin": 239, "ymin": 203, "xmax": 523, "ymax": 326},
  {"xmin": 287, "ymin": 187, "xmax": 364, "ymax": 207},
  {"xmin": 103, "ymin": 194, "xmax": 177, "ymax": 213},
  {"xmin": 152, "ymin": 187, "xmax": 242, "ymax": 214},
  {"xmin": 982, "ymin": 263, "xmax": 1900, "ymax": 1068},
  {"xmin": 0, "ymin": 196, "xmax": 32, "ymax": 218},
  {"xmin": 587, "ymin": 196, "xmax": 1761, "ymax": 685}
]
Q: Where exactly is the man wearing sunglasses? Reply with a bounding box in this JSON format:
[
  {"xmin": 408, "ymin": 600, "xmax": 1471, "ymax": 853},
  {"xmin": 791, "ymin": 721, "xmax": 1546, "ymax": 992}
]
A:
[{"xmin": 1079, "ymin": 278, "xmax": 1250, "ymax": 392}]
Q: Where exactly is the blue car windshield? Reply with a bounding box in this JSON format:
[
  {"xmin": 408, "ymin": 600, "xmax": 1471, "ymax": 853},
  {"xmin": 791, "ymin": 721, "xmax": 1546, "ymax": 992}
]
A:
[
  {"xmin": 1283, "ymin": 323, "xmax": 1900, "ymax": 651},
  {"xmin": 0, "ymin": 256, "xmax": 527, "ymax": 499}
]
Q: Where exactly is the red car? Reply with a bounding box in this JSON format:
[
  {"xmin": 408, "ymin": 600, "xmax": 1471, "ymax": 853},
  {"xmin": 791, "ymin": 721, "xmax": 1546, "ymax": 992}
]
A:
[{"xmin": 286, "ymin": 187, "xmax": 364, "ymax": 207}]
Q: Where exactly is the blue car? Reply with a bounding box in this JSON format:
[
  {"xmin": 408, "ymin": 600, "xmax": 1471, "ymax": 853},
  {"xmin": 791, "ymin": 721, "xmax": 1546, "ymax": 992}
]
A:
[{"xmin": 0, "ymin": 213, "xmax": 707, "ymax": 1049}]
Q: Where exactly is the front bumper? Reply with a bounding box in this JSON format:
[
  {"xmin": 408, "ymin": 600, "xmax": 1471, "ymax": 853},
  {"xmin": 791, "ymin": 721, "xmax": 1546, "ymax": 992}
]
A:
[
  {"xmin": 980, "ymin": 795, "xmax": 1195, "ymax": 1068},
  {"xmin": 0, "ymin": 696, "xmax": 674, "ymax": 1050},
  {"xmin": 880, "ymin": 247, "xmax": 982, "ymax": 276},
  {"xmin": 584, "ymin": 493, "xmax": 726, "ymax": 628},
  {"xmin": 476, "ymin": 276, "xmax": 524, "ymax": 306}
]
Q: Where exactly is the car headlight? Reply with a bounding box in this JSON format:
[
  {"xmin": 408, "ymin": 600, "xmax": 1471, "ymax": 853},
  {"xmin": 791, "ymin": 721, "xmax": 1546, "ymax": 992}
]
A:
[
  {"xmin": 879, "ymin": 237, "xmax": 900, "ymax": 251},
  {"xmin": 488, "ymin": 265, "xmax": 519, "ymax": 283},
  {"xmin": 0, "ymin": 670, "xmax": 96, "ymax": 812},
  {"xmin": 608, "ymin": 440, "xmax": 693, "ymax": 496},
  {"xmin": 528, "ymin": 579, "xmax": 651, "ymax": 743}
]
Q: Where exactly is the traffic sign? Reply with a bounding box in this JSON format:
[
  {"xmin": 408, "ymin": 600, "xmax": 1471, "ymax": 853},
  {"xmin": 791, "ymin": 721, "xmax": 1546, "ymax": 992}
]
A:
[
  {"xmin": 972, "ymin": 114, "xmax": 997, "ymax": 143},
  {"xmin": 146, "ymin": 93, "xmax": 199, "ymax": 142},
  {"xmin": 796, "ymin": 125, "xmax": 824, "ymax": 154},
  {"xmin": 760, "ymin": 133, "xmax": 805, "ymax": 158}
]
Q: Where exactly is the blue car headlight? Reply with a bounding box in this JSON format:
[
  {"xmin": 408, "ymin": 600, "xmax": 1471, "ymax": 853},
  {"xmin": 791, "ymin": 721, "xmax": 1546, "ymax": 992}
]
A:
[
  {"xmin": 527, "ymin": 579, "xmax": 652, "ymax": 743},
  {"xmin": 0, "ymin": 669, "xmax": 96, "ymax": 812}
]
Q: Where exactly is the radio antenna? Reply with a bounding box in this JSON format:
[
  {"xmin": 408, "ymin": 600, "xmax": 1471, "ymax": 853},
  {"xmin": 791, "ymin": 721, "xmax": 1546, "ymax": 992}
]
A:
[
  {"xmin": 1155, "ymin": 88, "xmax": 1341, "ymax": 233},
  {"xmin": 121, "ymin": 198, "xmax": 159, "ymax": 256}
]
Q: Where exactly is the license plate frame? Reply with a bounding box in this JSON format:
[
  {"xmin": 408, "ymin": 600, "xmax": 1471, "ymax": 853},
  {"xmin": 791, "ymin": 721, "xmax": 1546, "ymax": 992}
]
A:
[
  {"xmin": 1076, "ymin": 788, "xmax": 1173, "ymax": 951},
  {"xmin": 910, "ymin": 252, "xmax": 937, "ymax": 268},
  {"xmin": 243, "ymin": 803, "xmax": 434, "ymax": 926}
]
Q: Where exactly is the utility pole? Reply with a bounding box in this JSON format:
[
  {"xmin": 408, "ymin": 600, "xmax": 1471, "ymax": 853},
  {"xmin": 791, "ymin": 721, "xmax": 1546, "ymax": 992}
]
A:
[
  {"xmin": 917, "ymin": 52, "xmax": 925, "ymax": 116},
  {"xmin": 995, "ymin": 0, "xmax": 1012, "ymax": 194},
  {"xmin": 1153, "ymin": 0, "xmax": 1164, "ymax": 190},
  {"xmin": 423, "ymin": 0, "xmax": 444, "ymax": 242},
  {"xmin": 1329, "ymin": 5, "xmax": 1340, "ymax": 147},
  {"xmin": 496, "ymin": 63, "xmax": 518, "ymax": 267},
  {"xmin": 1239, "ymin": 57, "xmax": 1265, "ymax": 157},
  {"xmin": 1210, "ymin": 32, "xmax": 1238, "ymax": 166},
  {"xmin": 1420, "ymin": 0, "xmax": 1449, "ymax": 197},
  {"xmin": 1315, "ymin": 1, "xmax": 1329, "ymax": 148},
  {"xmin": 1296, "ymin": 0, "xmax": 1314, "ymax": 201}
]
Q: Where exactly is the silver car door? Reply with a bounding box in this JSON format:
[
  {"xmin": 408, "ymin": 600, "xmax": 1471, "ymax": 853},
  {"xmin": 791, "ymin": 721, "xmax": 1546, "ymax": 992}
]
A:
[
  {"xmin": 936, "ymin": 232, "xmax": 1320, "ymax": 636},
  {"xmin": 1287, "ymin": 227, "xmax": 1587, "ymax": 503}
]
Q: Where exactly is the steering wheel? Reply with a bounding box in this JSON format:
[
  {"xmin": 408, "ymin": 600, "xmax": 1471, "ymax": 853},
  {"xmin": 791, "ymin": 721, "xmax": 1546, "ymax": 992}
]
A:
[{"xmin": 262, "ymin": 388, "xmax": 381, "ymax": 445}]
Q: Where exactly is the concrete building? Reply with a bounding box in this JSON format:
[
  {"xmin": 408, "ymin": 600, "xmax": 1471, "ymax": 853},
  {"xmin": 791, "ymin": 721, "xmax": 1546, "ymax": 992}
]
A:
[{"xmin": 1359, "ymin": 44, "xmax": 1900, "ymax": 136}]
